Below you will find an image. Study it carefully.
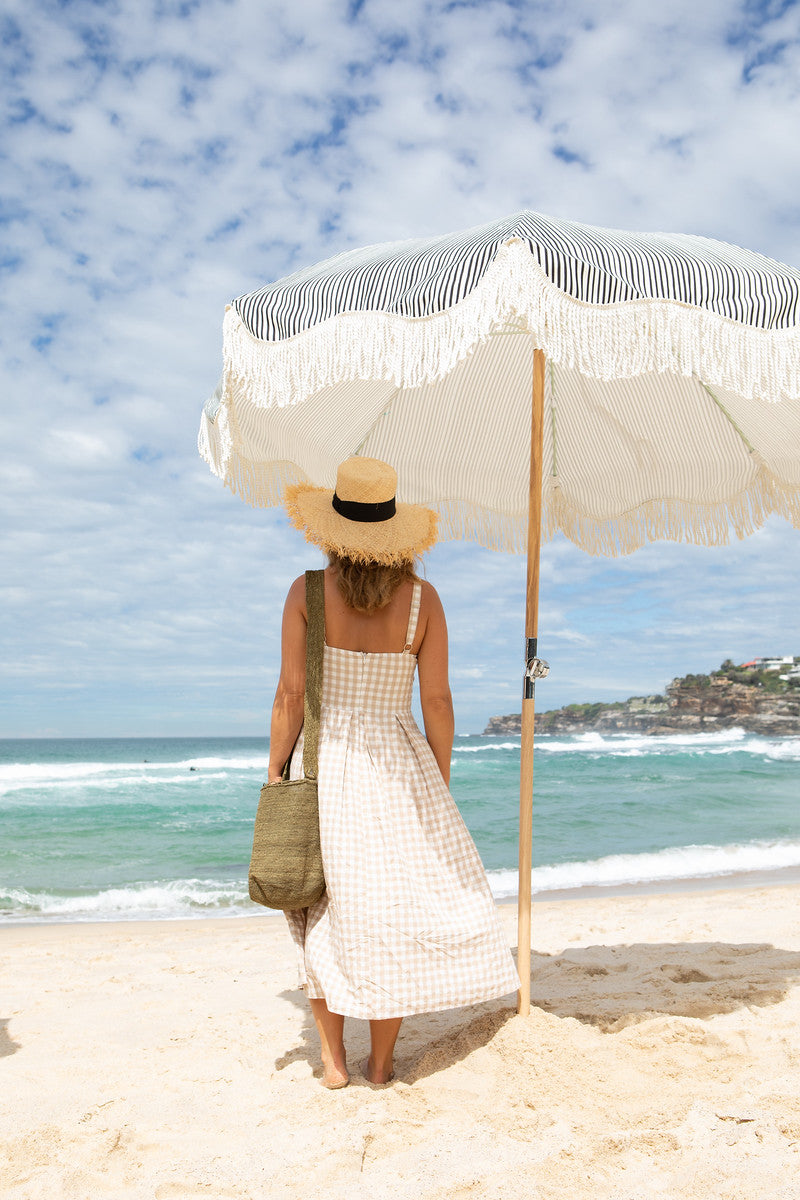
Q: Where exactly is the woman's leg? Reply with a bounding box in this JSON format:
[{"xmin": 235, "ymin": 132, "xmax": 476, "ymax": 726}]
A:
[
  {"xmin": 364, "ymin": 1017, "xmax": 402, "ymax": 1084},
  {"xmin": 308, "ymin": 997, "xmax": 348, "ymax": 1088}
]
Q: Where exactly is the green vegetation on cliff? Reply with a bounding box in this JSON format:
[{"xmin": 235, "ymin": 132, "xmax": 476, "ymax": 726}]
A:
[
  {"xmin": 710, "ymin": 659, "xmax": 800, "ymax": 694},
  {"xmin": 484, "ymin": 657, "xmax": 800, "ymax": 737}
]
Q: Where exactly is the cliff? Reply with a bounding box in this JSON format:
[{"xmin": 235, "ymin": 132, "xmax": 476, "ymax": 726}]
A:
[{"xmin": 484, "ymin": 672, "xmax": 800, "ymax": 737}]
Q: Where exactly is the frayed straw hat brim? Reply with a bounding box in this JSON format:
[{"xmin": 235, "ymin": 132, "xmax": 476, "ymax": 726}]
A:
[{"xmin": 285, "ymin": 483, "xmax": 438, "ymax": 565}]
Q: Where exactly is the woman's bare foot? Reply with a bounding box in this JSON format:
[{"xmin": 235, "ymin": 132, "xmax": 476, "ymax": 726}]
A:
[
  {"xmin": 309, "ymin": 998, "xmax": 349, "ymax": 1089},
  {"xmin": 361, "ymin": 1055, "xmax": 394, "ymax": 1085},
  {"xmin": 321, "ymin": 1054, "xmax": 349, "ymax": 1089}
]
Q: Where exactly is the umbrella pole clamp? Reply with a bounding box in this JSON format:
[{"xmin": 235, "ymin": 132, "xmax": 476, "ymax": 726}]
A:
[{"xmin": 524, "ymin": 637, "xmax": 550, "ymax": 700}]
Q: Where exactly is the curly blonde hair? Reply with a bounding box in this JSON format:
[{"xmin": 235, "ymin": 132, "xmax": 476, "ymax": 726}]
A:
[{"xmin": 329, "ymin": 552, "xmax": 419, "ymax": 614}]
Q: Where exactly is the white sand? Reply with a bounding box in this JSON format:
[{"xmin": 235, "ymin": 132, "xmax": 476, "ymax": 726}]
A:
[{"xmin": 4, "ymin": 886, "xmax": 800, "ymax": 1199}]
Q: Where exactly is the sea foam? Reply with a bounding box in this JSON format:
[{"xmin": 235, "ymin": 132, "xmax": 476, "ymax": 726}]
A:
[
  {"xmin": 0, "ymin": 879, "xmax": 254, "ymax": 923},
  {"xmin": 0, "ymin": 756, "xmax": 266, "ymax": 796},
  {"xmin": 486, "ymin": 838, "xmax": 800, "ymax": 899},
  {"xmin": 457, "ymin": 729, "xmax": 800, "ymax": 762}
]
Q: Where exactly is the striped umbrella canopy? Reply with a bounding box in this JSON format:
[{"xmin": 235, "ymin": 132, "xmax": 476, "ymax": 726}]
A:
[
  {"xmin": 200, "ymin": 210, "xmax": 800, "ymax": 555},
  {"xmin": 199, "ymin": 210, "xmax": 800, "ymax": 1014}
]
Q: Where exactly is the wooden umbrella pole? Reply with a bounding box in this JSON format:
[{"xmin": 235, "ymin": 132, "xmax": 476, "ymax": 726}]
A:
[{"xmin": 517, "ymin": 346, "xmax": 545, "ymax": 1016}]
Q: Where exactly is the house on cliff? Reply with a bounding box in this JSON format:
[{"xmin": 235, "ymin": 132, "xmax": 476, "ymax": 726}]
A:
[
  {"xmin": 739, "ymin": 656, "xmax": 800, "ymax": 680},
  {"xmin": 740, "ymin": 655, "xmax": 796, "ymax": 671}
]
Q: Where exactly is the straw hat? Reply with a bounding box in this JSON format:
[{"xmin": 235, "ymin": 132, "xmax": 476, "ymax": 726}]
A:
[{"xmin": 284, "ymin": 457, "xmax": 438, "ymax": 565}]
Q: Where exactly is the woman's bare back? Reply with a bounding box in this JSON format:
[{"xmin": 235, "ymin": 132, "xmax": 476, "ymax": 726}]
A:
[{"xmin": 321, "ymin": 568, "xmax": 427, "ymax": 655}]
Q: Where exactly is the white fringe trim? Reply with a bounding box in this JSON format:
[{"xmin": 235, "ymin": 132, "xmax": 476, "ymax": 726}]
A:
[
  {"xmin": 542, "ymin": 462, "xmax": 800, "ymax": 556},
  {"xmin": 198, "ymin": 395, "xmax": 308, "ymax": 508},
  {"xmin": 220, "ymin": 241, "xmax": 800, "ymax": 410},
  {"xmin": 197, "ymin": 412, "xmax": 800, "ymax": 556}
]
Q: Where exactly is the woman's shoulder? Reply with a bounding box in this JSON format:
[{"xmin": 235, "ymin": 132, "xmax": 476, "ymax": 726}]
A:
[
  {"xmin": 417, "ymin": 576, "xmax": 441, "ymax": 600},
  {"xmin": 285, "ymin": 573, "xmax": 308, "ymax": 611},
  {"xmin": 286, "ymin": 566, "xmax": 329, "ymax": 613},
  {"xmin": 417, "ymin": 577, "xmax": 445, "ymax": 621}
]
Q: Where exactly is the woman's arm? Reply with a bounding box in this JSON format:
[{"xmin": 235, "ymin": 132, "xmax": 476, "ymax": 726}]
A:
[
  {"xmin": 267, "ymin": 576, "xmax": 307, "ymax": 783},
  {"xmin": 416, "ymin": 583, "xmax": 454, "ymax": 785}
]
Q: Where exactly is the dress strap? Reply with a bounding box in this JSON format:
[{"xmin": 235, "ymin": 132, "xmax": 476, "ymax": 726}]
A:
[{"xmin": 404, "ymin": 581, "xmax": 422, "ymax": 652}]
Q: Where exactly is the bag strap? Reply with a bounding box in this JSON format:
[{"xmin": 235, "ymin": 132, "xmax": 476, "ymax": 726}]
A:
[{"xmin": 302, "ymin": 569, "xmax": 325, "ymax": 780}]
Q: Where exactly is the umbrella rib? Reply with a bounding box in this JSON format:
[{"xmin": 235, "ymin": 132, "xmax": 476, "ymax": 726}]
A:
[{"xmin": 696, "ymin": 379, "xmax": 756, "ymax": 455}]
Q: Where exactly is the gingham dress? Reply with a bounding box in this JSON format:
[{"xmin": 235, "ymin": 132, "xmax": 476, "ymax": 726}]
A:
[{"xmin": 284, "ymin": 582, "xmax": 520, "ymax": 1019}]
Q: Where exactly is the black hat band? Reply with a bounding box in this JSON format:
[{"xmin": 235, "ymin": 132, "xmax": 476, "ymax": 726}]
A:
[{"xmin": 332, "ymin": 492, "xmax": 397, "ymax": 523}]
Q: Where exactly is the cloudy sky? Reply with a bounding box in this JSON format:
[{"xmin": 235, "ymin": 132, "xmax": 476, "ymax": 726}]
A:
[{"xmin": 2, "ymin": 0, "xmax": 800, "ymax": 738}]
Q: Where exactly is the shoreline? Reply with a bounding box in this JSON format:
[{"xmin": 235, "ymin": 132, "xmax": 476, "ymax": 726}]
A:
[
  {"xmin": 530, "ymin": 860, "xmax": 800, "ymax": 902},
  {"xmin": 6, "ymin": 862, "xmax": 800, "ymax": 931}
]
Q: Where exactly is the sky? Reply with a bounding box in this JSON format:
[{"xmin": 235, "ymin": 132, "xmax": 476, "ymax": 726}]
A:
[{"xmin": 2, "ymin": 0, "xmax": 800, "ymax": 738}]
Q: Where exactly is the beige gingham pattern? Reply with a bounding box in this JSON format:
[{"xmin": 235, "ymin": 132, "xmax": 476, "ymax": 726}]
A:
[{"xmin": 284, "ymin": 583, "xmax": 520, "ymax": 1019}]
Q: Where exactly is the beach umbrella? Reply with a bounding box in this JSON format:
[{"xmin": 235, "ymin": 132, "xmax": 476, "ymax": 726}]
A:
[{"xmin": 198, "ymin": 210, "xmax": 800, "ymax": 1015}]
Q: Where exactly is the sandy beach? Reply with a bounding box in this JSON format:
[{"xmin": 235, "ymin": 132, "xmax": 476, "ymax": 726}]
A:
[{"xmin": 4, "ymin": 886, "xmax": 800, "ymax": 1199}]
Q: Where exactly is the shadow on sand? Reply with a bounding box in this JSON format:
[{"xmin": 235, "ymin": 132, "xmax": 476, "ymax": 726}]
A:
[
  {"xmin": 529, "ymin": 940, "xmax": 800, "ymax": 1030},
  {"xmin": 0, "ymin": 1018, "xmax": 21, "ymax": 1058},
  {"xmin": 273, "ymin": 939, "xmax": 800, "ymax": 1084}
]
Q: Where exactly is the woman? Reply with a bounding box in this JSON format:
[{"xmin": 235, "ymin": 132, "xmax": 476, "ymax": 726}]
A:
[{"xmin": 268, "ymin": 457, "xmax": 519, "ymax": 1089}]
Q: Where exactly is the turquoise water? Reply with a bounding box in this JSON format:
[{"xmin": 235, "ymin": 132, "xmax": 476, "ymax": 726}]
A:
[{"xmin": 1, "ymin": 730, "xmax": 799, "ymax": 922}]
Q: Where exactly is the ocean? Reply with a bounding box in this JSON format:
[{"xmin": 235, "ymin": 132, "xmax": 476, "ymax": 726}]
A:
[{"xmin": 1, "ymin": 730, "xmax": 799, "ymax": 923}]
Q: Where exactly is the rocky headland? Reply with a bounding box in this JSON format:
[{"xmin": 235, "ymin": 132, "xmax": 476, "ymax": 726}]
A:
[{"xmin": 485, "ymin": 661, "xmax": 800, "ymax": 738}]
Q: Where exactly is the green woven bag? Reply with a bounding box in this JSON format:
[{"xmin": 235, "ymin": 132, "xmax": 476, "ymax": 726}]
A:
[{"xmin": 248, "ymin": 570, "xmax": 326, "ymax": 910}]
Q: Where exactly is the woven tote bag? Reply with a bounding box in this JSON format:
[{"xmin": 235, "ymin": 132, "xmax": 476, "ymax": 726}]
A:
[{"xmin": 248, "ymin": 570, "xmax": 326, "ymax": 909}]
